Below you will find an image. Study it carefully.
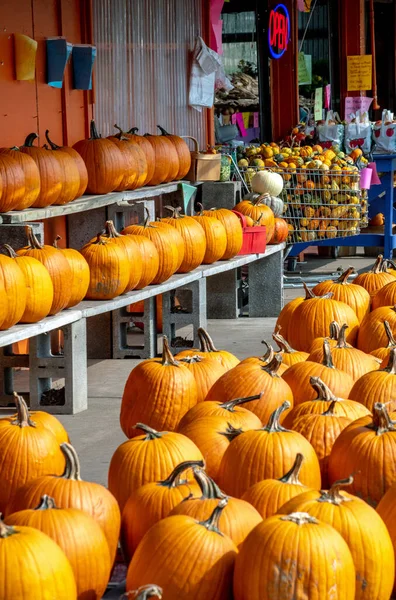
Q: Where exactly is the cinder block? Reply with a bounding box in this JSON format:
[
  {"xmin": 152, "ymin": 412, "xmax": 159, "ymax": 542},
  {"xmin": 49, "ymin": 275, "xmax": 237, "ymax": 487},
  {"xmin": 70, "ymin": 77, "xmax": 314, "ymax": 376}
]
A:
[
  {"xmin": 0, "ymin": 222, "xmax": 44, "ymax": 248},
  {"xmin": 200, "ymin": 181, "xmax": 242, "ymax": 210}
]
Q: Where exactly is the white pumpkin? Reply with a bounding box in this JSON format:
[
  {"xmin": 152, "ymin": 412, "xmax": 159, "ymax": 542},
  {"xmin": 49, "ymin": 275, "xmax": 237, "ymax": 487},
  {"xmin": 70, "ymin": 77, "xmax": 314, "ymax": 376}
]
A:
[{"xmin": 251, "ymin": 169, "xmax": 283, "ymax": 196}]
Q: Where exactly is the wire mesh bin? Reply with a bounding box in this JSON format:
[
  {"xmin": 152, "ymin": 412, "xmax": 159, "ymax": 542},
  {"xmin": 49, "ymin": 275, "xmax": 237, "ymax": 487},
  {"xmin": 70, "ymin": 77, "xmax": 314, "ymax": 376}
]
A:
[{"xmin": 240, "ymin": 165, "xmax": 368, "ymax": 245}]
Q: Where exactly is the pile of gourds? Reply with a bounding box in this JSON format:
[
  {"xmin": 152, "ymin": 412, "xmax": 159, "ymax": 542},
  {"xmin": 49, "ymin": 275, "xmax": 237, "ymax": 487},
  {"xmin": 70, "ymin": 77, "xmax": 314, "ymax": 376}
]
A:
[
  {"xmin": 0, "ymin": 206, "xmax": 244, "ymax": 331},
  {"xmin": 0, "ymin": 123, "xmax": 192, "ymax": 213}
]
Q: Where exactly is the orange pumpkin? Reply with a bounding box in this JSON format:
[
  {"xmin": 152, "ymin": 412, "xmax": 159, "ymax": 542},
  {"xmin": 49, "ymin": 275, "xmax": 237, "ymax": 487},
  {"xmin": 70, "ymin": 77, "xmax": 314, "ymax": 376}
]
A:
[
  {"xmin": 0, "ymin": 250, "xmax": 26, "ymax": 329},
  {"xmin": 0, "ymin": 147, "xmax": 40, "ymax": 209},
  {"xmin": 177, "ymin": 392, "xmax": 262, "ymax": 431},
  {"xmin": 43, "ymin": 145, "xmax": 80, "ymax": 205},
  {"xmin": 44, "ymin": 130, "xmax": 88, "ymax": 198},
  {"xmin": 98, "ymin": 221, "xmax": 143, "ymax": 292},
  {"xmin": 357, "ymin": 305, "xmax": 396, "ymax": 353},
  {"xmin": 143, "ymin": 133, "xmax": 179, "ymax": 185},
  {"xmin": 115, "ymin": 126, "xmax": 156, "ymax": 185},
  {"xmin": 270, "ymin": 217, "xmax": 288, "ymax": 244},
  {"xmin": 53, "ymin": 236, "xmax": 90, "ymax": 308},
  {"xmin": 161, "ymin": 206, "xmax": 206, "ymax": 272},
  {"xmin": 371, "ymin": 320, "xmax": 396, "ymax": 367},
  {"xmin": 192, "ymin": 204, "xmax": 227, "ymax": 264},
  {"xmin": 313, "ymin": 266, "xmax": 371, "ymax": 322},
  {"xmin": 234, "ymin": 197, "xmax": 275, "ymax": 242},
  {"xmin": 177, "ymin": 354, "xmax": 227, "ymax": 403},
  {"xmin": 176, "ymin": 327, "xmax": 240, "ymax": 370},
  {"xmin": 21, "ymin": 133, "xmax": 62, "ymax": 207},
  {"xmin": 123, "ymin": 234, "xmax": 160, "ymax": 289},
  {"xmin": 106, "ymin": 135, "xmax": 139, "ymax": 191},
  {"xmin": 0, "ymin": 152, "xmax": 26, "ymax": 212},
  {"xmin": 157, "ymin": 126, "xmax": 191, "ymax": 180},
  {"xmin": 354, "ymin": 254, "xmax": 394, "ymax": 297},
  {"xmin": 272, "ymin": 328, "xmax": 309, "ymax": 367},
  {"xmin": 349, "ymin": 348, "xmax": 396, "ymax": 413},
  {"xmin": 202, "ymin": 208, "xmax": 243, "ymax": 259}
]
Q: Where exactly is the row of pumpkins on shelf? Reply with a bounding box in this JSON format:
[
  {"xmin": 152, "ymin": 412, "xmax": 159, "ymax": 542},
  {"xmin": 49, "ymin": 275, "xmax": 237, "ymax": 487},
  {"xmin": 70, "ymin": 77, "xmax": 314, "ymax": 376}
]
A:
[
  {"xmin": 0, "ymin": 122, "xmax": 192, "ymax": 213},
  {"xmin": 0, "ymin": 206, "xmax": 250, "ymax": 331},
  {"xmin": 3, "ymin": 319, "xmax": 396, "ymax": 598}
]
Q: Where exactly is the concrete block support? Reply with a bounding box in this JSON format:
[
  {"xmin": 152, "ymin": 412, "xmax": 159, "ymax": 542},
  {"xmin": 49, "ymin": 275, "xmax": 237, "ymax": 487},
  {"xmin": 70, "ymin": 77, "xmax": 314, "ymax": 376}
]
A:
[
  {"xmin": 201, "ymin": 181, "xmax": 242, "ymax": 210},
  {"xmin": 112, "ymin": 297, "xmax": 157, "ymax": 359},
  {"xmin": 0, "ymin": 346, "xmax": 29, "ymax": 406},
  {"xmin": 249, "ymin": 250, "xmax": 284, "ymax": 317},
  {"xmin": 0, "ymin": 222, "xmax": 44, "ymax": 247},
  {"xmin": 207, "ymin": 270, "xmax": 241, "ymax": 319},
  {"xmin": 29, "ymin": 319, "xmax": 88, "ymax": 415}
]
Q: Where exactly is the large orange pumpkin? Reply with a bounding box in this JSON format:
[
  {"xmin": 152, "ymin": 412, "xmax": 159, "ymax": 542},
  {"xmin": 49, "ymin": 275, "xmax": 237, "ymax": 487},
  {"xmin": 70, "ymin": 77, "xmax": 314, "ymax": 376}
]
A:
[
  {"xmin": 233, "ymin": 511, "xmax": 356, "ymax": 600},
  {"xmin": 108, "ymin": 423, "xmax": 204, "ymax": 511},
  {"xmin": 97, "ymin": 221, "xmax": 143, "ymax": 292},
  {"xmin": 45, "ymin": 130, "xmax": 88, "ymax": 198},
  {"xmin": 0, "ymin": 152, "xmax": 26, "ymax": 212},
  {"xmin": 53, "ymin": 236, "xmax": 89, "ymax": 308},
  {"xmin": 192, "ymin": 204, "xmax": 227, "ymax": 264},
  {"xmin": 218, "ymin": 401, "xmax": 322, "ymax": 497},
  {"xmin": 309, "ymin": 320, "xmax": 341, "ymax": 354},
  {"xmin": 6, "ymin": 398, "xmax": 68, "ymax": 445},
  {"xmin": 0, "ymin": 146, "xmax": 40, "ymax": 209},
  {"xmin": 202, "ymin": 208, "xmax": 243, "ymax": 259},
  {"xmin": 241, "ymin": 453, "xmax": 311, "ymax": 519},
  {"xmin": 106, "ymin": 135, "xmax": 140, "ymax": 191},
  {"xmin": 357, "ymin": 305, "xmax": 396, "ymax": 353},
  {"xmin": 5, "ymin": 495, "xmax": 112, "ymax": 600},
  {"xmin": 80, "ymin": 234, "xmax": 130, "ymax": 300},
  {"xmin": 115, "ymin": 126, "xmax": 155, "ymax": 185},
  {"xmin": 238, "ymin": 342, "xmax": 287, "ymax": 375},
  {"xmin": 282, "ymin": 340, "xmax": 355, "ymax": 405},
  {"xmin": 143, "ymin": 133, "xmax": 179, "ymax": 185},
  {"xmin": 371, "ymin": 320, "xmax": 396, "ymax": 367},
  {"xmin": 272, "ymin": 328, "xmax": 309, "ymax": 367},
  {"xmin": 275, "ymin": 286, "xmax": 313, "ymax": 341},
  {"xmin": 206, "ymin": 354, "xmax": 293, "ymax": 424},
  {"xmin": 313, "ymin": 266, "xmax": 371, "ymax": 322},
  {"xmin": 234, "ymin": 196, "xmax": 275, "ymax": 242},
  {"xmin": 20, "ymin": 132, "xmax": 62, "ymax": 207},
  {"xmin": 6, "ymin": 442, "xmax": 121, "ymax": 563},
  {"xmin": 354, "ymin": 254, "xmax": 394, "ymax": 297},
  {"xmin": 43, "ymin": 145, "xmax": 81, "ymax": 205},
  {"xmin": 177, "ymin": 354, "xmax": 227, "ymax": 402},
  {"xmin": 169, "ymin": 467, "xmax": 262, "ymax": 549},
  {"xmin": 0, "ymin": 517, "xmax": 77, "ymax": 599},
  {"xmin": 307, "ymin": 322, "xmax": 380, "ymax": 381},
  {"xmin": 176, "ymin": 327, "xmax": 240, "ymax": 370},
  {"xmin": 161, "ymin": 206, "xmax": 206, "ymax": 272},
  {"xmin": 270, "ymin": 217, "xmax": 288, "ymax": 244},
  {"xmin": 372, "ymin": 278, "xmax": 396, "ymax": 310},
  {"xmin": 73, "ymin": 121, "xmax": 124, "ymax": 194},
  {"xmin": 0, "ymin": 393, "xmax": 65, "ymax": 513},
  {"xmin": 328, "ymin": 402, "xmax": 396, "ymax": 506},
  {"xmin": 16, "ymin": 226, "xmax": 72, "ymax": 315},
  {"xmin": 122, "ymin": 233, "xmax": 159, "ymax": 289},
  {"xmin": 178, "ymin": 393, "xmax": 262, "ymax": 431},
  {"xmin": 279, "ymin": 478, "xmax": 394, "ymax": 600},
  {"xmin": 0, "ymin": 250, "xmax": 26, "ymax": 329},
  {"xmin": 349, "ymin": 347, "xmax": 396, "ymax": 412},
  {"xmin": 126, "ymin": 499, "xmax": 237, "ymax": 599},
  {"xmin": 287, "ymin": 284, "xmax": 360, "ymax": 351},
  {"xmin": 120, "ymin": 336, "xmax": 198, "ymax": 438},
  {"xmin": 157, "ymin": 125, "xmax": 191, "ymax": 180}
]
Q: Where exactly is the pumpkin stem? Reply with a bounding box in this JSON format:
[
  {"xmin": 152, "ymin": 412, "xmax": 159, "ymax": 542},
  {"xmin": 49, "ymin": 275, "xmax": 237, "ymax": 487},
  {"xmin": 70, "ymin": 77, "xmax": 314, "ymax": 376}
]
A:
[
  {"xmin": 105, "ymin": 220, "xmax": 123, "ymax": 239},
  {"xmin": 371, "ymin": 254, "xmax": 384, "ymax": 274},
  {"xmin": 383, "ymin": 347, "xmax": 396, "ymax": 374},
  {"xmin": 1, "ymin": 244, "xmax": 17, "ymax": 258},
  {"xmin": 25, "ymin": 225, "xmax": 42, "ymax": 249},
  {"xmin": 279, "ymin": 453, "xmax": 304, "ymax": 484},
  {"xmin": 161, "ymin": 336, "xmax": 179, "ymax": 366},
  {"xmin": 336, "ymin": 266, "xmax": 356, "ymax": 284},
  {"xmin": 179, "ymin": 355, "xmax": 204, "ymax": 365},
  {"xmin": 220, "ymin": 423, "xmax": 244, "ymax": 441},
  {"xmin": 164, "ymin": 205, "xmax": 184, "ymax": 219},
  {"xmin": 195, "ymin": 202, "xmax": 204, "ymax": 217},
  {"xmin": 329, "ymin": 321, "xmax": 341, "ymax": 340},
  {"xmin": 383, "ymin": 259, "xmax": 396, "ymax": 273},
  {"xmin": 90, "ymin": 120, "xmax": 101, "ymax": 140},
  {"xmin": 157, "ymin": 125, "xmax": 169, "ymax": 136},
  {"xmin": 262, "ymin": 401, "xmax": 291, "ymax": 433},
  {"xmin": 272, "ymin": 327, "xmax": 296, "ymax": 354},
  {"xmin": 160, "ymin": 459, "xmax": 205, "ymax": 488},
  {"xmin": 371, "ymin": 402, "xmax": 396, "ymax": 435},
  {"xmin": 24, "ymin": 132, "xmax": 39, "ymax": 147},
  {"xmin": 60, "ymin": 443, "xmax": 82, "ymax": 481},
  {"xmin": 302, "ymin": 282, "xmax": 333, "ymax": 300},
  {"xmin": 310, "ymin": 377, "xmax": 337, "ymax": 402},
  {"xmin": 128, "ymin": 127, "xmax": 139, "ymax": 135},
  {"xmin": 0, "ymin": 516, "xmax": 16, "ymax": 539},
  {"xmin": 280, "ymin": 512, "xmax": 319, "ymax": 525},
  {"xmin": 52, "ymin": 235, "xmax": 62, "ymax": 249},
  {"xmin": 262, "ymin": 353, "xmax": 283, "ymax": 376},
  {"xmin": 383, "ymin": 321, "xmax": 396, "ymax": 348},
  {"xmin": 197, "ymin": 328, "xmax": 219, "ymax": 353},
  {"xmin": 199, "ymin": 497, "xmax": 228, "ymax": 534},
  {"xmin": 335, "ymin": 324, "xmax": 351, "ymax": 349},
  {"xmin": 114, "ymin": 124, "xmax": 125, "ymax": 137},
  {"xmin": 192, "ymin": 467, "xmax": 227, "ymax": 500},
  {"xmin": 321, "ymin": 339, "xmax": 335, "ymax": 369},
  {"xmin": 44, "ymin": 130, "xmax": 60, "ymax": 150},
  {"xmin": 322, "ymin": 400, "xmax": 338, "ymax": 416},
  {"xmin": 11, "ymin": 392, "xmax": 36, "ymax": 428},
  {"xmin": 260, "ymin": 341, "xmax": 275, "ymax": 363},
  {"xmin": 219, "ymin": 393, "xmax": 263, "ymax": 411},
  {"xmin": 133, "ymin": 423, "xmax": 166, "ymax": 439},
  {"xmin": 35, "ymin": 495, "xmax": 58, "ymax": 510},
  {"xmin": 123, "ymin": 585, "xmax": 163, "ymax": 600},
  {"xmin": 318, "ymin": 477, "xmax": 353, "ymax": 505}
]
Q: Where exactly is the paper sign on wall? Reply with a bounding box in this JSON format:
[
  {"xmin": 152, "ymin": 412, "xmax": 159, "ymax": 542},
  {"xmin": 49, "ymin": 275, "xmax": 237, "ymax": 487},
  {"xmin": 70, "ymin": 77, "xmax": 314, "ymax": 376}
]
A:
[
  {"xmin": 324, "ymin": 84, "xmax": 331, "ymax": 109},
  {"xmin": 299, "ymin": 54, "xmax": 312, "ymax": 85},
  {"xmin": 345, "ymin": 96, "xmax": 373, "ymax": 121},
  {"xmin": 347, "ymin": 55, "xmax": 372, "ymax": 91},
  {"xmin": 314, "ymin": 87, "xmax": 323, "ymax": 121},
  {"xmin": 298, "ymin": 53, "xmax": 309, "ymax": 85}
]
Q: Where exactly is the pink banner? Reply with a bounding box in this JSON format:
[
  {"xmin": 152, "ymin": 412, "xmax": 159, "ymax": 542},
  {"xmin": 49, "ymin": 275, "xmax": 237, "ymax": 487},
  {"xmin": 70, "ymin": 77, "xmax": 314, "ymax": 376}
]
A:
[
  {"xmin": 211, "ymin": 20, "xmax": 223, "ymax": 55},
  {"xmin": 236, "ymin": 113, "xmax": 247, "ymax": 137},
  {"xmin": 345, "ymin": 96, "xmax": 373, "ymax": 122},
  {"xmin": 253, "ymin": 112, "xmax": 259, "ymax": 128},
  {"xmin": 231, "ymin": 114, "xmax": 237, "ymax": 125},
  {"xmin": 324, "ymin": 84, "xmax": 331, "ymax": 109}
]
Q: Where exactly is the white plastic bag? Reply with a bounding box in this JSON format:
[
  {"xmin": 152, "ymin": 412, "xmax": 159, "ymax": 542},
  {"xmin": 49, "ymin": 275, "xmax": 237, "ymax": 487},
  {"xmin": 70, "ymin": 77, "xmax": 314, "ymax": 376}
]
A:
[
  {"xmin": 189, "ymin": 37, "xmax": 232, "ymax": 112},
  {"xmin": 373, "ymin": 109, "xmax": 396, "ymax": 154},
  {"xmin": 345, "ymin": 111, "xmax": 372, "ymax": 154},
  {"xmin": 317, "ymin": 110, "xmax": 344, "ymax": 150}
]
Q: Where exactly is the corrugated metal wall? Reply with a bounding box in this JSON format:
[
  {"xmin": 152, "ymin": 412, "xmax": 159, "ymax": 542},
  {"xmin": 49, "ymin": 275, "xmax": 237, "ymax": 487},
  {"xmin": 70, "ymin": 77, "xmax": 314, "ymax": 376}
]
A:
[
  {"xmin": 298, "ymin": 2, "xmax": 329, "ymax": 62},
  {"xmin": 93, "ymin": 0, "xmax": 206, "ymax": 146}
]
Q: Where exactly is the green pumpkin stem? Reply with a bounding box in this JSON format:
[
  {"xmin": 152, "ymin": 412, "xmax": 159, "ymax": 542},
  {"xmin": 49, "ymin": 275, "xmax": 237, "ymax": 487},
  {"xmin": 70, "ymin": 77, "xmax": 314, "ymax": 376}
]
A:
[
  {"xmin": 310, "ymin": 377, "xmax": 337, "ymax": 402},
  {"xmin": 371, "ymin": 402, "xmax": 396, "ymax": 435},
  {"xmin": 45, "ymin": 130, "xmax": 60, "ymax": 150},
  {"xmin": 35, "ymin": 495, "xmax": 58, "ymax": 510},
  {"xmin": 199, "ymin": 497, "xmax": 228, "ymax": 534},
  {"xmin": 1, "ymin": 244, "xmax": 17, "ymax": 258},
  {"xmin": 335, "ymin": 324, "xmax": 351, "ymax": 349},
  {"xmin": 24, "ymin": 132, "xmax": 39, "ymax": 147},
  {"xmin": 279, "ymin": 453, "xmax": 304, "ymax": 484},
  {"xmin": 133, "ymin": 423, "xmax": 166, "ymax": 440},
  {"xmin": 263, "ymin": 401, "xmax": 290, "ymax": 433},
  {"xmin": 192, "ymin": 467, "xmax": 227, "ymax": 500},
  {"xmin": 336, "ymin": 266, "xmax": 356, "ymax": 284},
  {"xmin": 161, "ymin": 336, "xmax": 179, "ymax": 366},
  {"xmin": 272, "ymin": 328, "xmax": 296, "ymax": 354},
  {"xmin": 318, "ymin": 477, "xmax": 353, "ymax": 505},
  {"xmin": 220, "ymin": 393, "xmax": 262, "ymax": 411},
  {"xmin": 11, "ymin": 392, "xmax": 36, "ymax": 428},
  {"xmin": 60, "ymin": 443, "xmax": 82, "ymax": 480},
  {"xmin": 0, "ymin": 516, "xmax": 16, "ymax": 539},
  {"xmin": 160, "ymin": 460, "xmax": 205, "ymax": 488},
  {"xmin": 197, "ymin": 328, "xmax": 219, "ymax": 353},
  {"xmin": 90, "ymin": 120, "xmax": 101, "ymax": 140},
  {"xmin": 322, "ymin": 340, "xmax": 335, "ymax": 369}
]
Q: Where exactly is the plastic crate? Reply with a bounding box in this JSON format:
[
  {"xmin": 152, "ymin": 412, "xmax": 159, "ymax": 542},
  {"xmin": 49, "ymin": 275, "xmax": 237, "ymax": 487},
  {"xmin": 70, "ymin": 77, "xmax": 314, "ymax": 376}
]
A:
[{"xmin": 232, "ymin": 210, "xmax": 267, "ymax": 255}]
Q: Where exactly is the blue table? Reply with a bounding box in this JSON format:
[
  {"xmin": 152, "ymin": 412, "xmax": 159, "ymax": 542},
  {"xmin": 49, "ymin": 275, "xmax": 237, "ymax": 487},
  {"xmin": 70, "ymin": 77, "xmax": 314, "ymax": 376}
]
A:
[{"xmin": 288, "ymin": 154, "xmax": 396, "ymax": 260}]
